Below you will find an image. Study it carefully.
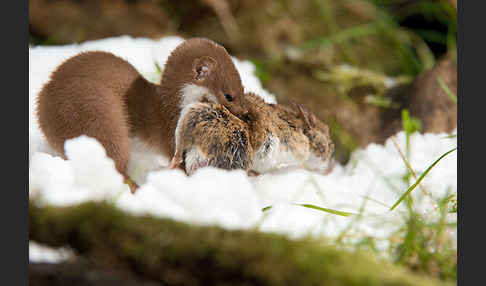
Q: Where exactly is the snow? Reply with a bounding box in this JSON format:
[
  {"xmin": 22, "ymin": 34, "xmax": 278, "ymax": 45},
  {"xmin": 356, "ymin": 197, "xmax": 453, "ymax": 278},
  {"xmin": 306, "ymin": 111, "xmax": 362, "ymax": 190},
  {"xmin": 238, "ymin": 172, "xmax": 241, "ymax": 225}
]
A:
[
  {"xmin": 29, "ymin": 36, "xmax": 457, "ymax": 262},
  {"xmin": 29, "ymin": 241, "xmax": 73, "ymax": 264}
]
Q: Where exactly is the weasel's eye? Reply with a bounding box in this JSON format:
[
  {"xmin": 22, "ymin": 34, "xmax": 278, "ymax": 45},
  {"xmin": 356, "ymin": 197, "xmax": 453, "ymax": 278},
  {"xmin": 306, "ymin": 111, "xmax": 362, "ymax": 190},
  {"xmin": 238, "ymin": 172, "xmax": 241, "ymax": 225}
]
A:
[{"xmin": 224, "ymin": 93, "xmax": 233, "ymax": 102}]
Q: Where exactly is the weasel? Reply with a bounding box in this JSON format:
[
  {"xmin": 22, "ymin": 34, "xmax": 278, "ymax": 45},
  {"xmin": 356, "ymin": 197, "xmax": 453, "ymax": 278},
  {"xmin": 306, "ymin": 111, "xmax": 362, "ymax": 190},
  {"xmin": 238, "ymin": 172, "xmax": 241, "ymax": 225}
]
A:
[{"xmin": 36, "ymin": 38, "xmax": 248, "ymax": 192}]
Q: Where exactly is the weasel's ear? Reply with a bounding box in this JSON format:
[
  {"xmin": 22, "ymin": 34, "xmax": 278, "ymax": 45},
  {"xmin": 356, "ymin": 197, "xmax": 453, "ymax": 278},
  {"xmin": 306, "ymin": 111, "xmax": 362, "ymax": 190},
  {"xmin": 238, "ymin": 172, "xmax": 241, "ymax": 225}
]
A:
[{"xmin": 192, "ymin": 56, "xmax": 217, "ymax": 81}]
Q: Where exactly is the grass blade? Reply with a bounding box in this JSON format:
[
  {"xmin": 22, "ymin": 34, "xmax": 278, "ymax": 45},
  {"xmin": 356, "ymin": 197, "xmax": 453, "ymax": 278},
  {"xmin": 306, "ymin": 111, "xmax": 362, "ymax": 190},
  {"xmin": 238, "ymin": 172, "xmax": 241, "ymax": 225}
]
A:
[
  {"xmin": 390, "ymin": 136, "xmax": 430, "ymax": 197},
  {"xmin": 154, "ymin": 62, "xmax": 162, "ymax": 75},
  {"xmin": 437, "ymin": 77, "xmax": 457, "ymax": 103},
  {"xmin": 296, "ymin": 204, "xmax": 355, "ymax": 217},
  {"xmin": 262, "ymin": 206, "xmax": 272, "ymax": 212},
  {"xmin": 390, "ymin": 147, "xmax": 457, "ymax": 211},
  {"xmin": 300, "ymin": 22, "xmax": 381, "ymax": 51},
  {"xmin": 262, "ymin": 204, "xmax": 355, "ymax": 217},
  {"xmin": 442, "ymin": 134, "xmax": 457, "ymax": 139}
]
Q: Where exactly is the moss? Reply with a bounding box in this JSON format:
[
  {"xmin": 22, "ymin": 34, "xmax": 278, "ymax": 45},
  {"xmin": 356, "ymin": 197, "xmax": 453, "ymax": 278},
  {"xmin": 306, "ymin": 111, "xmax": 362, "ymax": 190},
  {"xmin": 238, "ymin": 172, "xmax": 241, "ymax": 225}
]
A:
[{"xmin": 30, "ymin": 201, "xmax": 452, "ymax": 286}]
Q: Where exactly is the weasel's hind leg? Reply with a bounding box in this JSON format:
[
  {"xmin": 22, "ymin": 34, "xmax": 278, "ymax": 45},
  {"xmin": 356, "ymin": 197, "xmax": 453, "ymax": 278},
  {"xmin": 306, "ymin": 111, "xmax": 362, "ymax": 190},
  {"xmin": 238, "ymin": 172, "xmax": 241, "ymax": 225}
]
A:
[
  {"xmin": 37, "ymin": 86, "xmax": 135, "ymax": 192},
  {"xmin": 80, "ymin": 100, "xmax": 135, "ymax": 192}
]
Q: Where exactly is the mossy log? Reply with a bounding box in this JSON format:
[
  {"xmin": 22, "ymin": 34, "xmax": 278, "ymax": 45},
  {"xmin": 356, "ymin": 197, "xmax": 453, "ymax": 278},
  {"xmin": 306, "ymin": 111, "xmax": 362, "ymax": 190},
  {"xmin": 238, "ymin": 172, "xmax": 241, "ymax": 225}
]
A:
[
  {"xmin": 29, "ymin": 261, "xmax": 161, "ymax": 286},
  {"xmin": 29, "ymin": 201, "xmax": 451, "ymax": 286}
]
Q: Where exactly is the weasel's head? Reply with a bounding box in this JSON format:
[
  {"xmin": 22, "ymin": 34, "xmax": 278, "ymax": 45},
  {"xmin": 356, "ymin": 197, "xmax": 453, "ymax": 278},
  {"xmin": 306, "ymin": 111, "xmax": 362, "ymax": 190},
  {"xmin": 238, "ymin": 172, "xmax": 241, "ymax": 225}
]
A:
[
  {"xmin": 162, "ymin": 38, "xmax": 248, "ymax": 117},
  {"xmin": 294, "ymin": 103, "xmax": 335, "ymax": 174}
]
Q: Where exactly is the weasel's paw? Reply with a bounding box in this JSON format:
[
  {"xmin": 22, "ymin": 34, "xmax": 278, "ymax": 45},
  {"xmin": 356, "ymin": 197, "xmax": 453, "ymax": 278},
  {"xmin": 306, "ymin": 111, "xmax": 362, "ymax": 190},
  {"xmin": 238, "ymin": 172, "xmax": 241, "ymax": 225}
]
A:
[
  {"xmin": 124, "ymin": 177, "xmax": 140, "ymax": 194},
  {"xmin": 247, "ymin": 170, "xmax": 261, "ymax": 177},
  {"xmin": 168, "ymin": 156, "xmax": 184, "ymax": 169}
]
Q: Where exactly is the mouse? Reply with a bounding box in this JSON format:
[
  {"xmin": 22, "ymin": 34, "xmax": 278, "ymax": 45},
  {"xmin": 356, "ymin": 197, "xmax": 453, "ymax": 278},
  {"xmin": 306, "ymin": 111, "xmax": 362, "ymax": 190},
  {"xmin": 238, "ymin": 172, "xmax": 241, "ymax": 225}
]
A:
[
  {"xmin": 244, "ymin": 92, "xmax": 335, "ymax": 175},
  {"xmin": 169, "ymin": 101, "xmax": 253, "ymax": 175},
  {"xmin": 169, "ymin": 92, "xmax": 334, "ymax": 175},
  {"xmin": 275, "ymin": 101, "xmax": 335, "ymax": 174},
  {"xmin": 36, "ymin": 38, "xmax": 248, "ymax": 193}
]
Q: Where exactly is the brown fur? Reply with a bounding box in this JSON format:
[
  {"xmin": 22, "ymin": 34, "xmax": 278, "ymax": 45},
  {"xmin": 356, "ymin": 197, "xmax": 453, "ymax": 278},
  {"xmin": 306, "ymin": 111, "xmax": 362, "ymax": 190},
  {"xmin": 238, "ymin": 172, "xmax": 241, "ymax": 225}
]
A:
[
  {"xmin": 170, "ymin": 102, "xmax": 253, "ymax": 175},
  {"xmin": 171, "ymin": 92, "xmax": 334, "ymax": 175},
  {"xmin": 246, "ymin": 93, "xmax": 334, "ymax": 170},
  {"xmin": 244, "ymin": 93, "xmax": 332, "ymax": 163},
  {"xmin": 139, "ymin": 38, "xmax": 247, "ymax": 158},
  {"xmin": 36, "ymin": 38, "xmax": 247, "ymax": 192},
  {"xmin": 36, "ymin": 51, "xmax": 139, "ymax": 178}
]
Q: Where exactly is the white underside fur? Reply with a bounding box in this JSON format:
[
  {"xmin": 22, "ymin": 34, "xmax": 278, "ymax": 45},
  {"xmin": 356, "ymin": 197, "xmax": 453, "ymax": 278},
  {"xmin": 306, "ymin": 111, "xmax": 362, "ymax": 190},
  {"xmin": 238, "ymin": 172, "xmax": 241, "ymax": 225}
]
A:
[
  {"xmin": 174, "ymin": 84, "xmax": 218, "ymax": 148},
  {"xmin": 252, "ymin": 135, "xmax": 303, "ymax": 173},
  {"xmin": 185, "ymin": 148, "xmax": 208, "ymax": 175},
  {"xmin": 252, "ymin": 135, "xmax": 331, "ymax": 174},
  {"xmin": 303, "ymin": 153, "xmax": 332, "ymax": 172},
  {"xmin": 180, "ymin": 84, "xmax": 217, "ymax": 109}
]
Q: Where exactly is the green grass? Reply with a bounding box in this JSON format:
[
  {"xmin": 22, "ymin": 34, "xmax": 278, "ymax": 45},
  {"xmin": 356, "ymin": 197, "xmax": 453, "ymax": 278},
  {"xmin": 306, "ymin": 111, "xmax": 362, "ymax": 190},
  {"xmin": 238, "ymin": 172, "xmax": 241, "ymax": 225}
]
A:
[
  {"xmin": 387, "ymin": 103, "xmax": 456, "ymax": 281},
  {"xmin": 389, "ymin": 147, "xmax": 457, "ymax": 211},
  {"xmin": 301, "ymin": 22, "xmax": 383, "ymax": 52},
  {"xmin": 297, "ymin": 204, "xmax": 355, "ymax": 216},
  {"xmin": 154, "ymin": 61, "xmax": 163, "ymax": 75},
  {"xmin": 262, "ymin": 204, "xmax": 355, "ymax": 217},
  {"xmin": 390, "ymin": 190, "xmax": 457, "ymax": 281},
  {"xmin": 401, "ymin": 109, "xmax": 422, "ymax": 159},
  {"xmin": 437, "ymin": 76, "xmax": 457, "ymax": 103},
  {"xmin": 29, "ymin": 33, "xmax": 63, "ymax": 46},
  {"xmin": 248, "ymin": 58, "xmax": 271, "ymax": 84},
  {"xmin": 365, "ymin": 94, "xmax": 400, "ymax": 109},
  {"xmin": 442, "ymin": 134, "xmax": 456, "ymax": 139}
]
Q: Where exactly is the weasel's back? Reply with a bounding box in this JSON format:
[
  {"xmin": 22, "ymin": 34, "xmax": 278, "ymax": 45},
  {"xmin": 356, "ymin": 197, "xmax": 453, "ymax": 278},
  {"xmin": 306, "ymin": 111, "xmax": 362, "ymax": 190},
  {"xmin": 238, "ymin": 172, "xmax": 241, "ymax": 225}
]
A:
[
  {"xmin": 40, "ymin": 51, "xmax": 141, "ymax": 103},
  {"xmin": 36, "ymin": 51, "xmax": 141, "ymax": 177}
]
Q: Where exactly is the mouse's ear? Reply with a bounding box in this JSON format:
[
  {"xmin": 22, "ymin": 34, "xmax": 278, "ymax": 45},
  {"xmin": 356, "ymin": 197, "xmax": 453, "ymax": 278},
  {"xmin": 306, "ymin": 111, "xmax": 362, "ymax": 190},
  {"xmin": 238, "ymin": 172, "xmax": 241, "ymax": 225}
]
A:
[
  {"xmin": 192, "ymin": 56, "xmax": 217, "ymax": 81},
  {"xmin": 297, "ymin": 103, "xmax": 313, "ymax": 129}
]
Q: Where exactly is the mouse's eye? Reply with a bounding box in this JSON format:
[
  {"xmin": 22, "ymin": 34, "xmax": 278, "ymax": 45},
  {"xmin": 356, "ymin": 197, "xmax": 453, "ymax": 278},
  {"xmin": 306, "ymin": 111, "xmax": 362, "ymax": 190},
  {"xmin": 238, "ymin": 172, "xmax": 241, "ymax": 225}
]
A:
[{"xmin": 224, "ymin": 93, "xmax": 233, "ymax": 102}]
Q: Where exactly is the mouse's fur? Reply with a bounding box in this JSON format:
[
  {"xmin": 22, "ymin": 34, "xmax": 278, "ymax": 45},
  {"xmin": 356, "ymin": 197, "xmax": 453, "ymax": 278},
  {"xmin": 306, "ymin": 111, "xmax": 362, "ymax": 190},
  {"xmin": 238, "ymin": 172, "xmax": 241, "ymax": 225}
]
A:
[
  {"xmin": 36, "ymin": 38, "xmax": 248, "ymax": 192},
  {"xmin": 245, "ymin": 93, "xmax": 334, "ymax": 174},
  {"xmin": 170, "ymin": 102, "xmax": 253, "ymax": 175},
  {"xmin": 275, "ymin": 102, "xmax": 335, "ymax": 173},
  {"xmin": 170, "ymin": 92, "xmax": 334, "ymax": 175}
]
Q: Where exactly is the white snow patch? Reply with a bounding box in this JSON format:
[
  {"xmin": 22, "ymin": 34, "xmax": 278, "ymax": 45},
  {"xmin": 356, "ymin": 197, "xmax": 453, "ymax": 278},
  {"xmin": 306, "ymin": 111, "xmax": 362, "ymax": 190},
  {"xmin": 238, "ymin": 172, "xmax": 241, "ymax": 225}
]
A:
[
  {"xmin": 29, "ymin": 36, "xmax": 456, "ymax": 260},
  {"xmin": 29, "ymin": 241, "xmax": 74, "ymax": 263}
]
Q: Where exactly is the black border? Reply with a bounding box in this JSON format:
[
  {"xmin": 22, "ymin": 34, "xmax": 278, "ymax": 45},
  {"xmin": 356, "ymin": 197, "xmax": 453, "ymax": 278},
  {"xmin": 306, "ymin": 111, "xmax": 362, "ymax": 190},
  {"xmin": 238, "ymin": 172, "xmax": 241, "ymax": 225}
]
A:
[
  {"xmin": 459, "ymin": 1, "xmax": 483, "ymax": 286},
  {"xmin": 456, "ymin": 0, "xmax": 463, "ymax": 284},
  {"xmin": 6, "ymin": 0, "xmax": 28, "ymax": 285}
]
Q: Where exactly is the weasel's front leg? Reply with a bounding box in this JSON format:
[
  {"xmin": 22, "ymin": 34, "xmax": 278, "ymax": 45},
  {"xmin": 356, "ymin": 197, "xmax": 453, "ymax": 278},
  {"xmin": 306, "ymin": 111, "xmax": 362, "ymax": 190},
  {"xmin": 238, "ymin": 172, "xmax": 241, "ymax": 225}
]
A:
[
  {"xmin": 168, "ymin": 149, "xmax": 185, "ymax": 170},
  {"xmin": 124, "ymin": 177, "xmax": 140, "ymax": 194}
]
